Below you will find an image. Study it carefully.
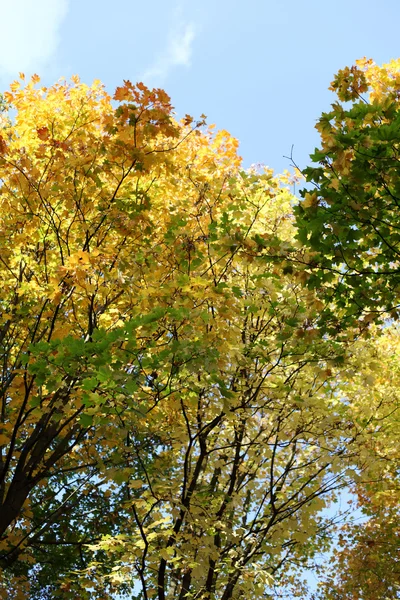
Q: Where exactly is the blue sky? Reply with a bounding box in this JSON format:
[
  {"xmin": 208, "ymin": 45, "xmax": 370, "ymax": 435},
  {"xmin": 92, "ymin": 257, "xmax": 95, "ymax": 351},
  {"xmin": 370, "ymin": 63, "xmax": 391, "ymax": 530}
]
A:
[{"xmin": 2, "ymin": 0, "xmax": 400, "ymax": 175}]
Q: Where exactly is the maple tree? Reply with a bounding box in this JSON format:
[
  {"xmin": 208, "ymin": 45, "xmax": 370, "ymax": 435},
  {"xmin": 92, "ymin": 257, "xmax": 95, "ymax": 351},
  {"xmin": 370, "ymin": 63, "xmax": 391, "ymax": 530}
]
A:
[
  {"xmin": 0, "ymin": 74, "xmax": 208, "ymax": 596},
  {"xmin": 313, "ymin": 326, "xmax": 400, "ymax": 600},
  {"xmin": 295, "ymin": 58, "xmax": 400, "ymax": 323},
  {"xmin": 294, "ymin": 58, "xmax": 400, "ymax": 600},
  {"xmin": 0, "ymin": 74, "xmax": 350, "ymax": 599},
  {"xmin": 316, "ymin": 487, "xmax": 400, "ymax": 600},
  {"xmin": 0, "ymin": 66, "xmax": 398, "ymax": 600}
]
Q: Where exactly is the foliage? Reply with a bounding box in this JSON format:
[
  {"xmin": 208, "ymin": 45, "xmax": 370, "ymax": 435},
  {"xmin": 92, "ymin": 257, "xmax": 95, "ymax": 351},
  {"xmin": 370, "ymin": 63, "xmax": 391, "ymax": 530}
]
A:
[
  {"xmin": 0, "ymin": 73, "xmax": 209, "ymax": 595},
  {"xmin": 0, "ymin": 66, "xmax": 399, "ymax": 600},
  {"xmin": 316, "ymin": 487, "xmax": 400, "ymax": 600},
  {"xmin": 294, "ymin": 58, "xmax": 400, "ymax": 598},
  {"xmin": 313, "ymin": 326, "xmax": 400, "ymax": 600},
  {"xmin": 295, "ymin": 58, "xmax": 400, "ymax": 322},
  {"xmin": 78, "ymin": 186, "xmax": 361, "ymax": 600}
]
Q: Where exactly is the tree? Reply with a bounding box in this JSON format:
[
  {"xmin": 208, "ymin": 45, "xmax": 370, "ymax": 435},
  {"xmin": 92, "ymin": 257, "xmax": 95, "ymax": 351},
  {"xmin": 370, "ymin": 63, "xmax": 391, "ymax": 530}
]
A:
[
  {"xmin": 294, "ymin": 59, "xmax": 400, "ymax": 598},
  {"xmin": 0, "ymin": 74, "xmax": 359, "ymax": 599},
  {"xmin": 313, "ymin": 325, "xmax": 400, "ymax": 600},
  {"xmin": 0, "ymin": 70, "xmax": 397, "ymax": 600},
  {"xmin": 78, "ymin": 184, "xmax": 362, "ymax": 600},
  {"xmin": 294, "ymin": 58, "xmax": 400, "ymax": 323},
  {"xmin": 0, "ymin": 73, "xmax": 209, "ymax": 594},
  {"xmin": 316, "ymin": 487, "xmax": 400, "ymax": 600}
]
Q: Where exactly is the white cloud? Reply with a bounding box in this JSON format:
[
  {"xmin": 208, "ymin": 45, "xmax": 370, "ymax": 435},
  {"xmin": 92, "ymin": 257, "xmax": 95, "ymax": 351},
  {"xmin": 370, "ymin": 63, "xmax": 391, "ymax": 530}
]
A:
[
  {"xmin": 0, "ymin": 0, "xmax": 68, "ymax": 78},
  {"xmin": 141, "ymin": 21, "xmax": 196, "ymax": 85}
]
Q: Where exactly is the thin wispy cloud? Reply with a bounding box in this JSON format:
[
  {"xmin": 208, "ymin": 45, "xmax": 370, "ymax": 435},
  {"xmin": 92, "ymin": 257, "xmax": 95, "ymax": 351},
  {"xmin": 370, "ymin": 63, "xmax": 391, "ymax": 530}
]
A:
[
  {"xmin": 141, "ymin": 20, "xmax": 196, "ymax": 86},
  {"xmin": 0, "ymin": 0, "xmax": 68, "ymax": 79}
]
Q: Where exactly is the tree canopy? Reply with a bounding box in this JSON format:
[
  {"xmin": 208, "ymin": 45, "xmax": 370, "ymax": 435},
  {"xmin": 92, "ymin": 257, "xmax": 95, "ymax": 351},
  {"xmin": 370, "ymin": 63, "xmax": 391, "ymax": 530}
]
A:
[
  {"xmin": 0, "ymin": 65, "xmax": 399, "ymax": 599},
  {"xmin": 295, "ymin": 58, "xmax": 400, "ymax": 322},
  {"xmin": 295, "ymin": 57, "xmax": 400, "ymax": 600}
]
